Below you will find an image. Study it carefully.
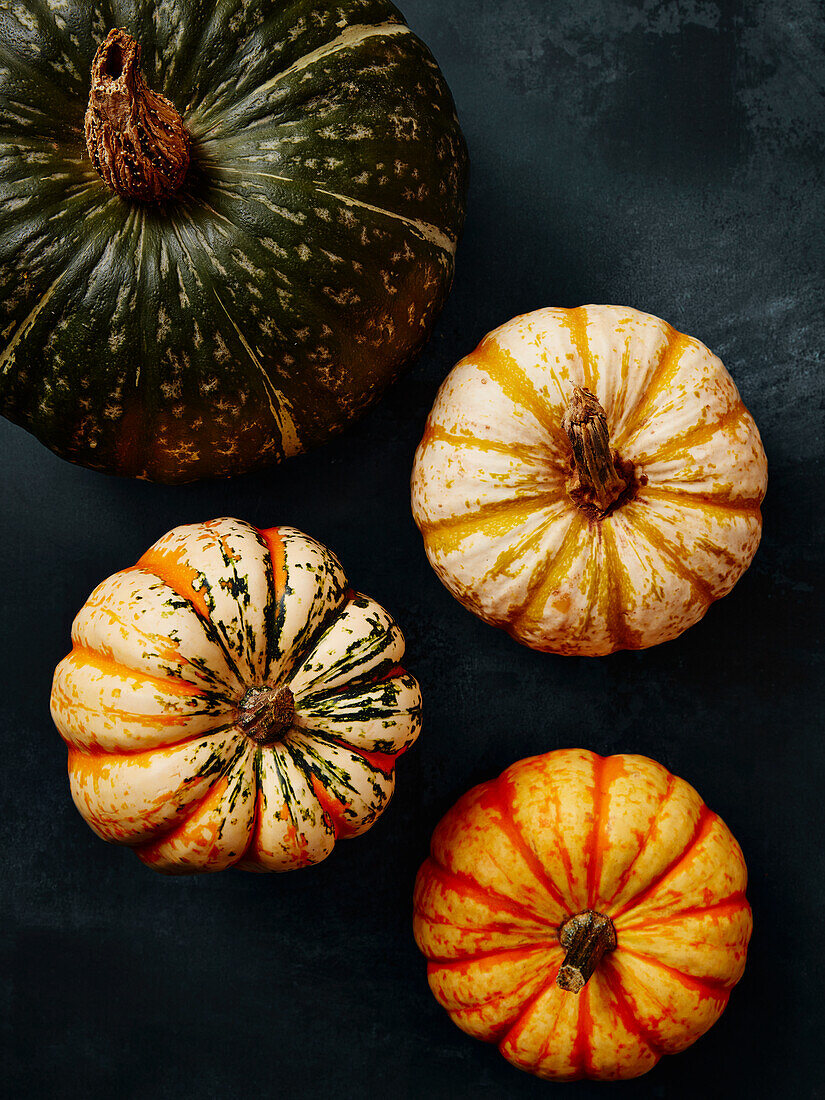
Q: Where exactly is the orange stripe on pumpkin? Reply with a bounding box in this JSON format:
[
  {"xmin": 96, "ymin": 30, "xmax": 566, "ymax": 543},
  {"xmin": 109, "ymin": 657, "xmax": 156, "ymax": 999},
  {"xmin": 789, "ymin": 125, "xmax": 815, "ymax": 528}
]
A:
[
  {"xmin": 67, "ymin": 647, "xmax": 207, "ymax": 698},
  {"xmin": 309, "ymin": 774, "xmax": 358, "ymax": 839},
  {"xmin": 258, "ymin": 526, "xmax": 286, "ymax": 602},
  {"xmin": 136, "ymin": 775, "xmax": 230, "ymax": 864},
  {"xmin": 137, "ymin": 547, "xmax": 210, "ymax": 621}
]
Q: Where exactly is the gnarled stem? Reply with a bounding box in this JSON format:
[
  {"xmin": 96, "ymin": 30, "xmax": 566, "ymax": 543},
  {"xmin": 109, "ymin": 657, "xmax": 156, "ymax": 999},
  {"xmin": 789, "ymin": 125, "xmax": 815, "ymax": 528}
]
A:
[
  {"xmin": 563, "ymin": 386, "xmax": 626, "ymax": 514},
  {"xmin": 236, "ymin": 686, "xmax": 295, "ymax": 746},
  {"xmin": 556, "ymin": 910, "xmax": 617, "ymax": 993},
  {"xmin": 85, "ymin": 28, "xmax": 189, "ymax": 202}
]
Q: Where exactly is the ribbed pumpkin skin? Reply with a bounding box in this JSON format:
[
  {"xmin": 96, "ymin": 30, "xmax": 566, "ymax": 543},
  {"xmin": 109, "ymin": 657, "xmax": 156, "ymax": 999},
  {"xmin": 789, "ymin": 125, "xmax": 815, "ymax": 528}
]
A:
[
  {"xmin": 50, "ymin": 518, "xmax": 422, "ymax": 873},
  {"xmin": 411, "ymin": 306, "xmax": 767, "ymax": 654},
  {"xmin": 0, "ymin": 1, "xmax": 468, "ymax": 481},
  {"xmin": 414, "ymin": 749, "xmax": 751, "ymax": 1082}
]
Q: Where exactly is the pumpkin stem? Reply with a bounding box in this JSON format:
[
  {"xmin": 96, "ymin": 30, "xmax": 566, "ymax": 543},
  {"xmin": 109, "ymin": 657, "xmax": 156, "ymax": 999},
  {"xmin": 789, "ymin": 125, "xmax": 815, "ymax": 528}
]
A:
[
  {"xmin": 236, "ymin": 685, "xmax": 295, "ymax": 746},
  {"xmin": 85, "ymin": 28, "xmax": 190, "ymax": 202},
  {"xmin": 556, "ymin": 910, "xmax": 617, "ymax": 993},
  {"xmin": 563, "ymin": 386, "xmax": 627, "ymax": 515}
]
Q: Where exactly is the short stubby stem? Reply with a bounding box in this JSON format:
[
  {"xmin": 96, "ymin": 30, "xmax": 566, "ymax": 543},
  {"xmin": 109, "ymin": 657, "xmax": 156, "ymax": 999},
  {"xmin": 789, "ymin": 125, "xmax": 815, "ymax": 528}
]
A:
[
  {"xmin": 85, "ymin": 28, "xmax": 190, "ymax": 202},
  {"xmin": 556, "ymin": 910, "xmax": 617, "ymax": 994},
  {"xmin": 563, "ymin": 386, "xmax": 627, "ymax": 515},
  {"xmin": 236, "ymin": 686, "xmax": 295, "ymax": 746}
]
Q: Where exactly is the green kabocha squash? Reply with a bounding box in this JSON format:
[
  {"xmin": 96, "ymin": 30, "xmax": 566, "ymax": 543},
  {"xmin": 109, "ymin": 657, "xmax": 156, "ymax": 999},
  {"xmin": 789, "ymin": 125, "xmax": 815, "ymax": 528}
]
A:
[{"xmin": 0, "ymin": 1, "xmax": 468, "ymax": 481}]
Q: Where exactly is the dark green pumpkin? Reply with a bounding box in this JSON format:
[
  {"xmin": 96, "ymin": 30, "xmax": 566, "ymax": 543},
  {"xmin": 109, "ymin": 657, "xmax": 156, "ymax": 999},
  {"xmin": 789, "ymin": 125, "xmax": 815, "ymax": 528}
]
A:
[{"xmin": 0, "ymin": 1, "xmax": 468, "ymax": 481}]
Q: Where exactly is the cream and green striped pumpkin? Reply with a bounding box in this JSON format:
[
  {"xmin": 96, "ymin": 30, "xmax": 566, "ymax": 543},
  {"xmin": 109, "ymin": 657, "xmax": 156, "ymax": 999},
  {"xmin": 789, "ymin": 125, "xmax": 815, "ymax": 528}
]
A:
[
  {"xmin": 50, "ymin": 518, "xmax": 422, "ymax": 873},
  {"xmin": 0, "ymin": 1, "xmax": 468, "ymax": 481}
]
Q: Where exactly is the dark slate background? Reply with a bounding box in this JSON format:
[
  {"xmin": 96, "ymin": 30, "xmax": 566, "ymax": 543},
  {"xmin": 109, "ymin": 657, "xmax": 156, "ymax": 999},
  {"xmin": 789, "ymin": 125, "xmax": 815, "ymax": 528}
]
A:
[{"xmin": 2, "ymin": 1, "xmax": 823, "ymax": 1096}]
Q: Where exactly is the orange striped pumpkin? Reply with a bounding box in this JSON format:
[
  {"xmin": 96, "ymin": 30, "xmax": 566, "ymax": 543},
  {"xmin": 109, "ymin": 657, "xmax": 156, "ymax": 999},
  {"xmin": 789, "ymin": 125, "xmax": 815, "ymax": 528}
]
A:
[
  {"xmin": 414, "ymin": 749, "xmax": 751, "ymax": 1081},
  {"xmin": 411, "ymin": 305, "xmax": 768, "ymax": 654},
  {"xmin": 51, "ymin": 518, "xmax": 421, "ymax": 873}
]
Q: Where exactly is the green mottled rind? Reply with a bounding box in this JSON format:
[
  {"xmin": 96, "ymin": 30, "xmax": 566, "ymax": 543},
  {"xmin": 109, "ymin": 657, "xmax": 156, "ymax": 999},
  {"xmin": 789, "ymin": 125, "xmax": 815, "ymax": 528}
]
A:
[{"xmin": 0, "ymin": 0, "xmax": 468, "ymax": 481}]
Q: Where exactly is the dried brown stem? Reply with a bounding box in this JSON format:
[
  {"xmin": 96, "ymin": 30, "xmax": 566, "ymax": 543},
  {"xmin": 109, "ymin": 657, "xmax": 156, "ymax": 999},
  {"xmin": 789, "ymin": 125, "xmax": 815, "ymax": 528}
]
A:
[
  {"xmin": 563, "ymin": 386, "xmax": 627, "ymax": 514},
  {"xmin": 556, "ymin": 910, "xmax": 617, "ymax": 993},
  {"xmin": 236, "ymin": 686, "xmax": 296, "ymax": 746},
  {"xmin": 85, "ymin": 28, "xmax": 189, "ymax": 202}
]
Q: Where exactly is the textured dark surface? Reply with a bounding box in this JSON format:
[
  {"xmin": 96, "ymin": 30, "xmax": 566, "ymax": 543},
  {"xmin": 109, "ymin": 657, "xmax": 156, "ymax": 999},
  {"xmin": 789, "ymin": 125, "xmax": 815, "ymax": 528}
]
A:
[{"xmin": 1, "ymin": 0, "xmax": 823, "ymax": 1096}]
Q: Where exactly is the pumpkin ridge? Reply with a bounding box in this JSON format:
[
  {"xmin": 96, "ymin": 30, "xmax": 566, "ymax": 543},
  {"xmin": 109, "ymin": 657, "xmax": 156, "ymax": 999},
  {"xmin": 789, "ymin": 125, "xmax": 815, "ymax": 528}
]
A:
[
  {"xmin": 623, "ymin": 510, "xmax": 715, "ymax": 608},
  {"xmin": 307, "ymin": 772, "xmax": 357, "ymax": 839},
  {"xmin": 600, "ymin": 961, "xmax": 667, "ymax": 1060},
  {"xmin": 429, "ymin": 955, "xmax": 559, "ymax": 1013},
  {"xmin": 507, "ymin": 513, "xmax": 586, "ymax": 634},
  {"xmin": 266, "ymin": 743, "xmax": 323, "ymax": 867},
  {"xmin": 136, "ymin": 557, "xmax": 246, "ymax": 689},
  {"xmin": 616, "ymin": 947, "xmax": 737, "ymax": 997},
  {"xmin": 600, "ymin": 524, "xmax": 644, "ymax": 651},
  {"xmin": 613, "ymin": 328, "xmax": 689, "ymax": 448},
  {"xmin": 135, "ymin": 753, "xmax": 252, "ymax": 868},
  {"xmin": 497, "ymin": 961, "xmax": 565, "ymax": 1054},
  {"xmin": 490, "ymin": 776, "xmax": 573, "ymax": 913},
  {"xmin": 601, "ymin": 773, "xmax": 676, "ymax": 910},
  {"xmin": 588, "ymin": 754, "xmax": 623, "ymax": 907},
  {"xmin": 474, "ymin": 341, "xmax": 571, "ymax": 454},
  {"xmin": 425, "ymin": 853, "xmax": 555, "ymax": 928},
  {"xmin": 556, "ymin": 529, "xmax": 602, "ymax": 653},
  {"xmin": 65, "ymin": 719, "xmax": 237, "ymax": 760},
  {"xmin": 422, "ymin": 942, "xmax": 559, "ymax": 968},
  {"xmin": 615, "ymin": 892, "xmax": 749, "ymax": 931},
  {"xmin": 630, "ymin": 402, "xmax": 746, "ymax": 466},
  {"xmin": 304, "ymin": 731, "xmax": 403, "ymax": 774},
  {"xmin": 237, "ymin": 762, "xmax": 265, "ymax": 867},
  {"xmin": 610, "ymin": 806, "xmax": 715, "ymax": 921}
]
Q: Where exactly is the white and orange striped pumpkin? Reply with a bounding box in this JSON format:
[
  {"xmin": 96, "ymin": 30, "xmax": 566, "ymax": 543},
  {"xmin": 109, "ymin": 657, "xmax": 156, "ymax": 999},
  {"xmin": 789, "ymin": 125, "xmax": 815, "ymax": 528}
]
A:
[
  {"xmin": 414, "ymin": 749, "xmax": 751, "ymax": 1081},
  {"xmin": 51, "ymin": 519, "xmax": 421, "ymax": 874},
  {"xmin": 411, "ymin": 305, "xmax": 768, "ymax": 654}
]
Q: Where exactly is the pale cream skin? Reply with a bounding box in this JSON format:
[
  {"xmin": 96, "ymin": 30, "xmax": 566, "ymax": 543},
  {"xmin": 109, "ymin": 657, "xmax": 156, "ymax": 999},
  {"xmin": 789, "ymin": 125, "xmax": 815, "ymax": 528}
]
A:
[
  {"xmin": 51, "ymin": 519, "xmax": 421, "ymax": 873},
  {"xmin": 412, "ymin": 305, "xmax": 768, "ymax": 655}
]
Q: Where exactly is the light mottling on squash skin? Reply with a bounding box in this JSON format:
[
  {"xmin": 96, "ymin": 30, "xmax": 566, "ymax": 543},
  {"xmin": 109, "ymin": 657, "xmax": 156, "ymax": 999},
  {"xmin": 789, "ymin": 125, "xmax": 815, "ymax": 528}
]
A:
[
  {"xmin": 411, "ymin": 305, "xmax": 768, "ymax": 655},
  {"xmin": 0, "ymin": 1, "xmax": 468, "ymax": 481},
  {"xmin": 414, "ymin": 749, "xmax": 752, "ymax": 1082}
]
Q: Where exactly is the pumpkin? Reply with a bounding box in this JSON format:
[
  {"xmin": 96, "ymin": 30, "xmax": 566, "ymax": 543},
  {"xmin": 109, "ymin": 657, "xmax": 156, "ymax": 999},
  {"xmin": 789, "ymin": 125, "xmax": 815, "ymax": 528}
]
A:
[
  {"xmin": 411, "ymin": 305, "xmax": 767, "ymax": 654},
  {"xmin": 414, "ymin": 749, "xmax": 751, "ymax": 1081},
  {"xmin": 50, "ymin": 518, "xmax": 422, "ymax": 873},
  {"xmin": 0, "ymin": 2, "xmax": 468, "ymax": 482}
]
